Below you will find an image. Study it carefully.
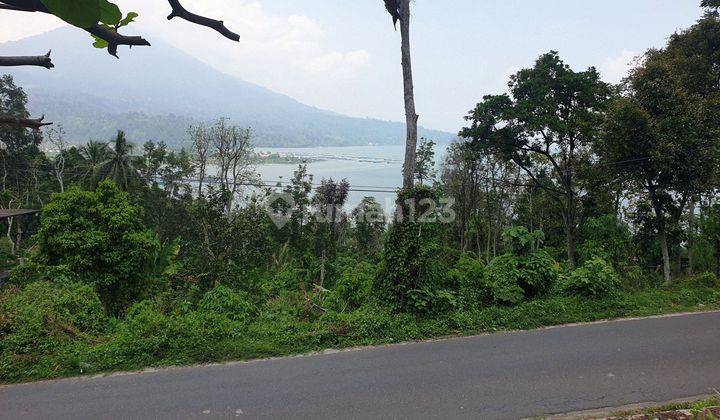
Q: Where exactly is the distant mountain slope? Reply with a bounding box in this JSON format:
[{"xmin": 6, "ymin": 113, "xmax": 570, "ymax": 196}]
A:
[{"xmin": 1, "ymin": 27, "xmax": 454, "ymax": 147}]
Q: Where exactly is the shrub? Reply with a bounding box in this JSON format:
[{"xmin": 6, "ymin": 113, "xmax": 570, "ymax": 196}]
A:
[
  {"xmin": 325, "ymin": 261, "xmax": 375, "ymax": 312},
  {"xmin": 521, "ymin": 250, "xmax": 560, "ymax": 297},
  {"xmin": 34, "ymin": 181, "xmax": 161, "ymax": 314},
  {"xmin": 197, "ymin": 285, "xmax": 256, "ymax": 323},
  {"xmin": 483, "ymin": 250, "xmax": 559, "ymax": 305},
  {"xmin": 482, "ymin": 254, "xmax": 525, "ymax": 305},
  {"xmin": 448, "ymin": 253, "xmax": 485, "ymax": 307},
  {"xmin": 685, "ymin": 272, "xmax": 719, "ymax": 289},
  {"xmin": 8, "ymin": 262, "xmax": 77, "ymax": 288},
  {"xmin": 557, "ymin": 257, "xmax": 622, "ymax": 299},
  {"xmin": 0, "ymin": 281, "xmax": 105, "ymax": 359}
]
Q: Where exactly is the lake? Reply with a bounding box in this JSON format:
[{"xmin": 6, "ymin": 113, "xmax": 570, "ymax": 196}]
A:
[{"xmin": 254, "ymin": 143, "xmax": 450, "ymax": 211}]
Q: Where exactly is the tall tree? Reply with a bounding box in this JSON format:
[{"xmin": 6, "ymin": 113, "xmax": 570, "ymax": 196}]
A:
[
  {"xmin": 602, "ymin": 9, "xmax": 720, "ymax": 283},
  {"xmin": 98, "ymin": 130, "xmax": 139, "ymax": 191},
  {"xmin": 461, "ymin": 52, "xmax": 612, "ymax": 269},
  {"xmin": 383, "ymin": 0, "xmax": 419, "ymax": 188}
]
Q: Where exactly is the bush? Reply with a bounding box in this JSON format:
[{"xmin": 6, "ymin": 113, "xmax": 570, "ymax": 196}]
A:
[
  {"xmin": 482, "ymin": 250, "xmax": 559, "ymax": 305},
  {"xmin": 197, "ymin": 285, "xmax": 256, "ymax": 323},
  {"xmin": 34, "ymin": 181, "xmax": 162, "ymax": 314},
  {"xmin": 521, "ymin": 250, "xmax": 560, "ymax": 297},
  {"xmin": 325, "ymin": 261, "xmax": 375, "ymax": 312},
  {"xmin": 684, "ymin": 272, "xmax": 719, "ymax": 289},
  {"xmin": 0, "ymin": 281, "xmax": 106, "ymax": 380},
  {"xmin": 557, "ymin": 257, "xmax": 622, "ymax": 299},
  {"xmin": 483, "ymin": 254, "xmax": 525, "ymax": 305},
  {"xmin": 8, "ymin": 262, "xmax": 77, "ymax": 288},
  {"xmin": 448, "ymin": 253, "xmax": 485, "ymax": 308}
]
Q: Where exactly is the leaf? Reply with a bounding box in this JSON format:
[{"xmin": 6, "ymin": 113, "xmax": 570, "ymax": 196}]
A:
[
  {"xmin": 92, "ymin": 36, "xmax": 108, "ymax": 49},
  {"xmin": 41, "ymin": 0, "xmax": 101, "ymax": 28},
  {"xmin": 98, "ymin": 0, "xmax": 122, "ymax": 26},
  {"xmin": 119, "ymin": 12, "xmax": 139, "ymax": 28}
]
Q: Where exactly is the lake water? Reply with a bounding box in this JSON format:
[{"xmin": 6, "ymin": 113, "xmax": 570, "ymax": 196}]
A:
[{"xmin": 254, "ymin": 143, "xmax": 450, "ymax": 210}]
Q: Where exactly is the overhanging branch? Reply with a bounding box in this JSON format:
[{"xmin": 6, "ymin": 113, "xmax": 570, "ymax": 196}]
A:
[
  {"xmin": 0, "ymin": 1, "xmax": 150, "ymax": 57},
  {"xmin": 86, "ymin": 24, "xmax": 151, "ymax": 58},
  {"xmin": 0, "ymin": 114, "xmax": 53, "ymax": 130},
  {"xmin": 0, "ymin": 51, "xmax": 53, "ymax": 68},
  {"xmin": 167, "ymin": 0, "xmax": 240, "ymax": 42}
]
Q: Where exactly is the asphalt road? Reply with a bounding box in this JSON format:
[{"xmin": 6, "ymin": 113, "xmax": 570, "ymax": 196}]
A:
[{"xmin": 2, "ymin": 311, "xmax": 720, "ymax": 420}]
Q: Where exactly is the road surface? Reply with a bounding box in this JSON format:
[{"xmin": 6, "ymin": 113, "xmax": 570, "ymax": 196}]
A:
[{"xmin": 2, "ymin": 311, "xmax": 720, "ymax": 419}]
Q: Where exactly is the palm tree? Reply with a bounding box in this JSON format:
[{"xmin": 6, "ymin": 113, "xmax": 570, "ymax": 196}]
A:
[
  {"xmin": 383, "ymin": 0, "xmax": 418, "ymax": 189},
  {"xmin": 98, "ymin": 130, "xmax": 139, "ymax": 191},
  {"xmin": 80, "ymin": 139, "xmax": 110, "ymax": 188}
]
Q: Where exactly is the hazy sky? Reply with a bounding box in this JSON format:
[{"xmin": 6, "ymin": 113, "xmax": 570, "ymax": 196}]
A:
[{"xmin": 0, "ymin": 1, "xmax": 706, "ymax": 132}]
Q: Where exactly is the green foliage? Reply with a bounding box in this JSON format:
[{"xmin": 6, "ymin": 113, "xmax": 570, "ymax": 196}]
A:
[
  {"xmin": 414, "ymin": 137, "xmax": 437, "ymax": 185},
  {"xmin": 377, "ymin": 186, "xmax": 450, "ymax": 314},
  {"xmin": 41, "ymin": 0, "xmax": 105, "ymax": 27},
  {"xmin": 197, "ymin": 285, "xmax": 256, "ymax": 323},
  {"xmin": 502, "ymin": 226, "xmax": 544, "ymax": 255},
  {"xmin": 39, "ymin": 0, "xmax": 138, "ymax": 51},
  {"xmin": 325, "ymin": 260, "xmax": 375, "ymax": 312},
  {"xmin": 683, "ymin": 272, "xmax": 720, "ymax": 289},
  {"xmin": 35, "ymin": 180, "xmax": 161, "ymax": 313},
  {"xmin": 578, "ymin": 215, "xmax": 633, "ymax": 262},
  {"xmin": 8, "ymin": 262, "xmax": 76, "ymax": 288},
  {"xmin": 557, "ymin": 257, "xmax": 622, "ymax": 299},
  {"xmin": 482, "ymin": 229, "xmax": 559, "ymax": 305},
  {"xmin": 448, "ymin": 253, "xmax": 485, "ymax": 308},
  {"xmin": 0, "ymin": 281, "xmax": 105, "ymax": 380},
  {"xmin": 482, "ymin": 254, "xmax": 525, "ymax": 305}
]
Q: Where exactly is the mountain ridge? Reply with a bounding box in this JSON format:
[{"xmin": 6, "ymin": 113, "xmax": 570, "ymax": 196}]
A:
[{"xmin": 1, "ymin": 27, "xmax": 455, "ymax": 147}]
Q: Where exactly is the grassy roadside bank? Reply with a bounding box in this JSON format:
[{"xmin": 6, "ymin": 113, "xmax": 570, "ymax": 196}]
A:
[{"xmin": 2, "ymin": 285, "xmax": 719, "ymax": 384}]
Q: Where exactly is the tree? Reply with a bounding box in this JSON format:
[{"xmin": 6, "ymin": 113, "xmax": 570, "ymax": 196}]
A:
[
  {"xmin": 44, "ymin": 125, "xmax": 68, "ymax": 193},
  {"xmin": 461, "ymin": 52, "xmax": 612, "ymax": 269},
  {"xmin": 0, "ymin": 75, "xmax": 43, "ymax": 194},
  {"xmin": 383, "ymin": 0, "xmax": 419, "ymax": 189},
  {"xmin": 312, "ymin": 178, "xmax": 350, "ymax": 258},
  {"xmin": 34, "ymin": 180, "xmax": 161, "ymax": 313},
  {"xmin": 209, "ymin": 119, "xmax": 256, "ymax": 212},
  {"xmin": 189, "ymin": 122, "xmax": 212, "ymax": 197},
  {"xmin": 97, "ymin": 130, "xmax": 139, "ymax": 191},
  {"xmin": 414, "ymin": 137, "xmax": 436, "ymax": 185},
  {"xmin": 351, "ymin": 196, "xmax": 386, "ymax": 258},
  {"xmin": 602, "ymin": 11, "xmax": 720, "ymax": 283},
  {"xmin": 80, "ymin": 139, "xmax": 110, "ymax": 188}
]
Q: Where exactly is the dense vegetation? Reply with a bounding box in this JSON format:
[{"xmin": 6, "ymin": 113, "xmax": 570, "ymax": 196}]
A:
[{"xmin": 1, "ymin": 4, "xmax": 720, "ymax": 383}]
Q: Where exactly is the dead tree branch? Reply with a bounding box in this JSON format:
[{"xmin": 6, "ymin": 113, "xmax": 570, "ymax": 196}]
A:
[
  {"xmin": 0, "ymin": 51, "xmax": 53, "ymax": 68},
  {"xmin": 0, "ymin": 115, "xmax": 53, "ymax": 130},
  {"xmin": 167, "ymin": 0, "xmax": 240, "ymax": 42}
]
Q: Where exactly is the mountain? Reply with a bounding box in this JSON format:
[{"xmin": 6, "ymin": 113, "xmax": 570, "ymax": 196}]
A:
[{"xmin": 0, "ymin": 27, "xmax": 454, "ymax": 148}]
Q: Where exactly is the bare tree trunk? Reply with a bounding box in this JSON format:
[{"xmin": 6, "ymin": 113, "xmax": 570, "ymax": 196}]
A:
[
  {"xmin": 563, "ymin": 214, "xmax": 576, "ymax": 270},
  {"xmin": 687, "ymin": 199, "xmax": 696, "ymax": 276},
  {"xmin": 658, "ymin": 230, "xmax": 671, "ymax": 284},
  {"xmin": 6, "ymin": 216, "xmax": 14, "ymax": 256},
  {"xmin": 399, "ymin": 0, "xmax": 418, "ymax": 189}
]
